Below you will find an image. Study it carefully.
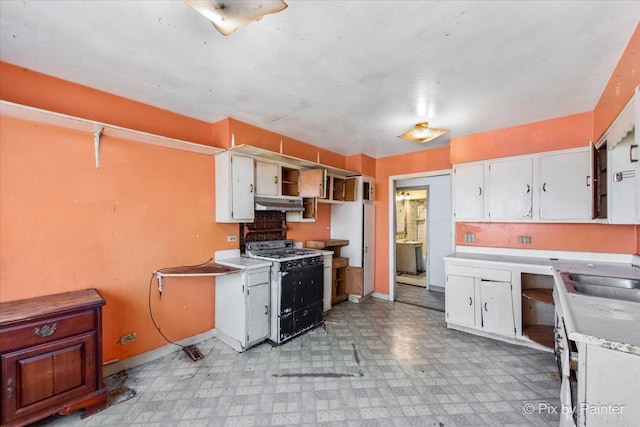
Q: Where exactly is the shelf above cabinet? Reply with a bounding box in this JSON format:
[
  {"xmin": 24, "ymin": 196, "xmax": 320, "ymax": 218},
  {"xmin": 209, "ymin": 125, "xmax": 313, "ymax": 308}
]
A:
[
  {"xmin": 0, "ymin": 101, "xmax": 224, "ymax": 165},
  {"xmin": 228, "ymin": 144, "xmax": 359, "ymax": 178}
]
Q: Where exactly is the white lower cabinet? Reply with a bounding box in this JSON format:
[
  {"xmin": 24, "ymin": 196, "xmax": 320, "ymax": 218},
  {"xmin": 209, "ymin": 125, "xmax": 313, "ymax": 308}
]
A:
[
  {"xmin": 445, "ymin": 265, "xmax": 515, "ymax": 339},
  {"xmin": 445, "ymin": 275, "xmax": 475, "ymax": 327},
  {"xmin": 215, "ymin": 265, "xmax": 270, "ymax": 352}
]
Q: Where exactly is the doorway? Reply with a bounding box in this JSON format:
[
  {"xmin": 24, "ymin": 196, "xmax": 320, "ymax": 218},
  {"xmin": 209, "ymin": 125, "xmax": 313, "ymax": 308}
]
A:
[{"xmin": 389, "ymin": 172, "xmax": 452, "ymax": 311}]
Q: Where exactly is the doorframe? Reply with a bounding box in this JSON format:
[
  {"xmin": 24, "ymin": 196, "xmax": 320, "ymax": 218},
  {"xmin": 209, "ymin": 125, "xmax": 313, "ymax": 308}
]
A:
[{"xmin": 388, "ymin": 169, "xmax": 453, "ymax": 302}]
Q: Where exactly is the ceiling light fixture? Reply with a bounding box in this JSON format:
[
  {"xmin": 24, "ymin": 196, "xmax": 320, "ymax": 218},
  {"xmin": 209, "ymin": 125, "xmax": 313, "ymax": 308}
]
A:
[
  {"xmin": 184, "ymin": 0, "xmax": 288, "ymax": 36},
  {"xmin": 398, "ymin": 122, "xmax": 449, "ymax": 143}
]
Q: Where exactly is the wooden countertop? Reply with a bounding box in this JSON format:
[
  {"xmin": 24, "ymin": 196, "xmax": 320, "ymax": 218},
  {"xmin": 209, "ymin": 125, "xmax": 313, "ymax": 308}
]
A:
[
  {"xmin": 0, "ymin": 288, "xmax": 105, "ymax": 325},
  {"xmin": 156, "ymin": 262, "xmax": 241, "ymax": 277},
  {"xmin": 305, "ymin": 239, "xmax": 349, "ymax": 249}
]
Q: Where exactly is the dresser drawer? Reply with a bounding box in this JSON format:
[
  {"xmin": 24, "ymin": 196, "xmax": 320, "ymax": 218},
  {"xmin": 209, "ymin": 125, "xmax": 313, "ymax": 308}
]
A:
[{"xmin": 0, "ymin": 310, "xmax": 96, "ymax": 352}]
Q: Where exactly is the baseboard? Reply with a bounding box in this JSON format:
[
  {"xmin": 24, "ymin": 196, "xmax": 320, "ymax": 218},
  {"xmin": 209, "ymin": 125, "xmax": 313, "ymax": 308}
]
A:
[
  {"xmin": 372, "ymin": 291, "xmax": 390, "ymax": 301},
  {"xmin": 103, "ymin": 329, "xmax": 217, "ymax": 377}
]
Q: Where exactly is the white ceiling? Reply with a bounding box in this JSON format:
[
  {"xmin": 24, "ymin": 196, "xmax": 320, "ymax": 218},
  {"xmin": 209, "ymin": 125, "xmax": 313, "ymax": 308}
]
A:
[{"xmin": 1, "ymin": 1, "xmax": 639, "ymax": 158}]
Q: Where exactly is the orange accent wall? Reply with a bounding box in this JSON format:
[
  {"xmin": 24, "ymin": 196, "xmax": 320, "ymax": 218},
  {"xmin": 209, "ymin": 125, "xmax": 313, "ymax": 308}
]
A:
[
  {"xmin": 346, "ymin": 154, "xmax": 377, "ymax": 176},
  {"xmin": 450, "ymin": 112, "xmax": 593, "ymax": 164},
  {"xmin": 593, "ymin": 23, "xmax": 640, "ymax": 141},
  {"xmin": 374, "ymin": 147, "xmax": 451, "ymax": 295},
  {"xmin": 224, "ymin": 118, "xmax": 346, "ymax": 169},
  {"xmin": 0, "ymin": 62, "xmax": 337, "ymax": 365},
  {"xmin": 0, "ymin": 62, "xmax": 215, "ymax": 146},
  {"xmin": 456, "ymin": 223, "xmax": 637, "ymax": 253},
  {"xmin": 0, "ymin": 116, "xmax": 233, "ymax": 363}
]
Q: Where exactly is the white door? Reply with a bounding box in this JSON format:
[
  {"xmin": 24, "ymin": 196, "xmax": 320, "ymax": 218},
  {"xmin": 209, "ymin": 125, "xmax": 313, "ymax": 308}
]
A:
[
  {"xmin": 255, "ymin": 161, "xmax": 280, "ymax": 196},
  {"xmin": 247, "ymin": 282, "xmax": 270, "ymax": 345},
  {"xmin": 363, "ymin": 203, "xmax": 375, "ymax": 295},
  {"xmin": 479, "ymin": 280, "xmax": 515, "ymax": 336},
  {"xmin": 453, "ymin": 163, "xmax": 484, "ymax": 220},
  {"xmin": 231, "ymin": 156, "xmax": 255, "ymax": 221},
  {"xmin": 487, "ymin": 158, "xmax": 533, "ymax": 220},
  {"xmin": 539, "ymin": 150, "xmax": 591, "ymax": 220},
  {"xmin": 445, "ymin": 275, "xmax": 475, "ymax": 326}
]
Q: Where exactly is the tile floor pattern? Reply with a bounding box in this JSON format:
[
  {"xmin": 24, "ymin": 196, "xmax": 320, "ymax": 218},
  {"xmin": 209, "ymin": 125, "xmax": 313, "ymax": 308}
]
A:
[
  {"xmin": 395, "ymin": 282, "xmax": 445, "ymax": 311},
  {"xmin": 36, "ymin": 298, "xmax": 560, "ymax": 426}
]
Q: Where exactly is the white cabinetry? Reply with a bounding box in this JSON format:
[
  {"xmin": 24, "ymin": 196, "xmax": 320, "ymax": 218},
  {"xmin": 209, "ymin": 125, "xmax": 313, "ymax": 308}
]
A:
[
  {"xmin": 255, "ymin": 161, "xmax": 280, "ymax": 196},
  {"xmin": 445, "ymin": 265, "xmax": 515, "ymax": 338},
  {"xmin": 214, "ymin": 261, "xmax": 271, "ymax": 352},
  {"xmin": 608, "ymin": 131, "xmax": 639, "ymax": 224},
  {"xmin": 487, "ymin": 157, "xmax": 533, "ymax": 220},
  {"xmin": 453, "ymin": 163, "xmax": 484, "ymax": 220},
  {"xmin": 453, "ymin": 147, "xmax": 592, "ymax": 222},
  {"xmin": 215, "ymin": 152, "xmax": 255, "ymax": 223},
  {"xmin": 538, "ymin": 150, "xmax": 592, "ymax": 220}
]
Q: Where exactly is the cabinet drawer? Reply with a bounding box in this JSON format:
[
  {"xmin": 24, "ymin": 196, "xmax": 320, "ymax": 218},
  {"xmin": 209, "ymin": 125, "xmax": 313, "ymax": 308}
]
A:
[
  {"xmin": 447, "ymin": 265, "xmax": 511, "ymax": 282},
  {"xmin": 0, "ymin": 310, "xmax": 96, "ymax": 352},
  {"xmin": 247, "ymin": 270, "xmax": 270, "ymax": 287}
]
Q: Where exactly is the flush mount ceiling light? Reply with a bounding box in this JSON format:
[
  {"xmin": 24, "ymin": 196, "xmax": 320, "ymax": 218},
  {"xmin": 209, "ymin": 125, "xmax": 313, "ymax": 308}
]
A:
[
  {"xmin": 397, "ymin": 122, "xmax": 449, "ymax": 143},
  {"xmin": 184, "ymin": 0, "xmax": 287, "ymax": 36}
]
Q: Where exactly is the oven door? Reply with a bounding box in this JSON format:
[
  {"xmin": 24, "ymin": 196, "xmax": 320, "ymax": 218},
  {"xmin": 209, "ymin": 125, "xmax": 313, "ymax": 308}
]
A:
[{"xmin": 276, "ymin": 262, "xmax": 324, "ymax": 344}]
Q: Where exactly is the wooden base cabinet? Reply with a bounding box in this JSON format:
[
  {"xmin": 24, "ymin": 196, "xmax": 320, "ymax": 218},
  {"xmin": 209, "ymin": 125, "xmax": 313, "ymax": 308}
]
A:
[{"xmin": 0, "ymin": 289, "xmax": 107, "ymax": 427}]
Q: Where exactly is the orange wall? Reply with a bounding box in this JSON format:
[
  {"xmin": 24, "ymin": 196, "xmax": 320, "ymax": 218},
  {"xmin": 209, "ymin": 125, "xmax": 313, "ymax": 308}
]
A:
[
  {"xmin": 593, "ymin": 23, "xmax": 640, "ymax": 141},
  {"xmin": 223, "ymin": 117, "xmax": 347, "ymax": 170},
  {"xmin": 0, "ymin": 116, "xmax": 228, "ymax": 364},
  {"xmin": 0, "ymin": 62, "xmax": 335, "ymax": 365},
  {"xmin": 374, "ymin": 147, "xmax": 451, "ymax": 295},
  {"xmin": 450, "ymin": 111, "xmax": 593, "ymax": 164}
]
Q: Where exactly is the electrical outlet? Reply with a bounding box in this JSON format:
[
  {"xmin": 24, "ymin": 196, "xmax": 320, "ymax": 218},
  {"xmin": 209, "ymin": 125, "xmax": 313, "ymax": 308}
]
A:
[
  {"xmin": 120, "ymin": 332, "xmax": 137, "ymax": 345},
  {"xmin": 518, "ymin": 236, "xmax": 532, "ymax": 244},
  {"xmin": 464, "ymin": 233, "xmax": 475, "ymax": 243},
  {"xmin": 227, "ymin": 235, "xmax": 237, "ymax": 242}
]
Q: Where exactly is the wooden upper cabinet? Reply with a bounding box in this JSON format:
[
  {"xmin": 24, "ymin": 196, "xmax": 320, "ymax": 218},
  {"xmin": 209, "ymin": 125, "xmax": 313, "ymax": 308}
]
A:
[{"xmin": 299, "ymin": 169, "xmax": 326, "ymax": 198}]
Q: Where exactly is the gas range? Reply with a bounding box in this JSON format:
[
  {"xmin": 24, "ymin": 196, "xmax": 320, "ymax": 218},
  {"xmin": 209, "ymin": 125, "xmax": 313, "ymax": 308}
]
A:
[
  {"xmin": 244, "ymin": 239, "xmax": 324, "ymax": 345},
  {"xmin": 245, "ymin": 240, "xmax": 321, "ymax": 262}
]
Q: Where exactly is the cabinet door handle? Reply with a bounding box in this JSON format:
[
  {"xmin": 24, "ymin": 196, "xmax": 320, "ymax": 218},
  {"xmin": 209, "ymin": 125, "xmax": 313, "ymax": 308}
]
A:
[
  {"xmin": 542, "ymin": 183, "xmax": 547, "ymax": 192},
  {"xmin": 526, "ymin": 184, "xmax": 531, "ymax": 193},
  {"xmin": 484, "ymin": 302, "xmax": 488, "ymax": 312},
  {"xmin": 631, "ymin": 144, "xmax": 638, "ymax": 163},
  {"xmin": 586, "ymin": 176, "xmax": 590, "ymax": 187},
  {"xmin": 34, "ymin": 323, "xmax": 58, "ymax": 337},
  {"xmin": 6, "ymin": 378, "xmax": 14, "ymax": 398},
  {"xmin": 478, "ymin": 187, "xmax": 482, "ymax": 196},
  {"xmin": 249, "ymin": 184, "xmax": 254, "ymax": 193},
  {"xmin": 274, "ymin": 176, "xmax": 278, "ymax": 184},
  {"xmin": 264, "ymin": 305, "xmax": 269, "ymax": 315},
  {"xmin": 468, "ymin": 297, "xmax": 472, "ymax": 306}
]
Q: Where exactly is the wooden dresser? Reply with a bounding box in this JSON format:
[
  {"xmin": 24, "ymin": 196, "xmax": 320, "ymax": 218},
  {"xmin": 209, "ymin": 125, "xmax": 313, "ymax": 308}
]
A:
[{"xmin": 0, "ymin": 289, "xmax": 107, "ymax": 427}]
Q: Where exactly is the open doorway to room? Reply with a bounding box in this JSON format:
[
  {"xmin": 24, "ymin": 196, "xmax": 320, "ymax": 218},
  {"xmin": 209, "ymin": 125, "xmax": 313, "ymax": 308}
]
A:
[{"xmin": 390, "ymin": 172, "xmax": 452, "ymax": 312}]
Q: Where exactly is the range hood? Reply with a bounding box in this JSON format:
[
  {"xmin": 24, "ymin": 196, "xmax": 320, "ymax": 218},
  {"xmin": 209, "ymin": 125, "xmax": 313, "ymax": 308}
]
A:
[{"xmin": 254, "ymin": 197, "xmax": 304, "ymax": 212}]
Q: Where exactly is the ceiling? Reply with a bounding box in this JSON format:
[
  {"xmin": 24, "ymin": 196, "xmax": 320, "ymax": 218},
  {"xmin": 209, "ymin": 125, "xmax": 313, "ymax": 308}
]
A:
[{"xmin": 1, "ymin": 1, "xmax": 639, "ymax": 158}]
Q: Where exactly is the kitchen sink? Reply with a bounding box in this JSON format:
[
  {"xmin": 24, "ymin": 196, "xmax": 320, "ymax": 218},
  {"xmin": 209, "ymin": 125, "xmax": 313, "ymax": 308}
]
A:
[{"xmin": 562, "ymin": 273, "xmax": 640, "ymax": 303}]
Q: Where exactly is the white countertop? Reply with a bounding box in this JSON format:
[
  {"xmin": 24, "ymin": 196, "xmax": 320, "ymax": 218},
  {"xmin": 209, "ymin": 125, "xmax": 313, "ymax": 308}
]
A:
[
  {"xmin": 445, "ymin": 251, "xmax": 640, "ymax": 355},
  {"xmin": 216, "ymin": 257, "xmax": 272, "ymax": 270}
]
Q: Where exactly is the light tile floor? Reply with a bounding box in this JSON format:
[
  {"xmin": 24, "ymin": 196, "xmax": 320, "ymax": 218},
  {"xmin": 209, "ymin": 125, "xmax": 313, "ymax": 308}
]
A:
[
  {"xmin": 35, "ymin": 298, "xmax": 560, "ymax": 426},
  {"xmin": 395, "ymin": 282, "xmax": 445, "ymax": 311}
]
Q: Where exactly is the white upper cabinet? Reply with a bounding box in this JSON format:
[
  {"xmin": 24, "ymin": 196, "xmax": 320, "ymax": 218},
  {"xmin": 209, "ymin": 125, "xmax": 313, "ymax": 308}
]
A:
[
  {"xmin": 453, "ymin": 163, "xmax": 484, "ymax": 221},
  {"xmin": 538, "ymin": 149, "xmax": 592, "ymax": 220},
  {"xmin": 487, "ymin": 157, "xmax": 533, "ymax": 221},
  {"xmin": 255, "ymin": 161, "xmax": 280, "ymax": 196},
  {"xmin": 608, "ymin": 131, "xmax": 639, "ymax": 224},
  {"xmin": 215, "ymin": 152, "xmax": 255, "ymax": 223},
  {"xmin": 454, "ymin": 147, "xmax": 594, "ymax": 222}
]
